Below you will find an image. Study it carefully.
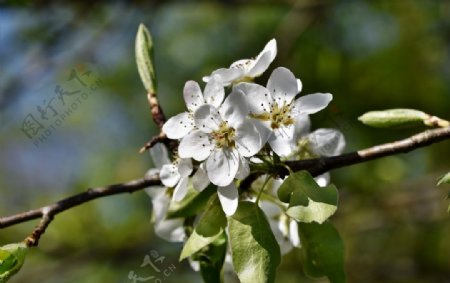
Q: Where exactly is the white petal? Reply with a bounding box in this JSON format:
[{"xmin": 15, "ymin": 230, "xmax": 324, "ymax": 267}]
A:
[
  {"xmin": 297, "ymin": 78, "xmax": 303, "ymax": 93},
  {"xmin": 188, "ymin": 258, "xmax": 200, "ymax": 272},
  {"xmin": 203, "ymin": 68, "xmax": 244, "ymax": 86},
  {"xmin": 219, "ymin": 90, "xmax": 248, "ymax": 127},
  {"xmin": 183, "ymin": 81, "xmax": 204, "ymax": 111},
  {"xmin": 149, "ymin": 143, "xmax": 170, "ymax": 169},
  {"xmin": 160, "ymin": 164, "xmax": 180, "ymax": 187},
  {"xmin": 192, "ymin": 164, "xmax": 210, "ymax": 192},
  {"xmin": 289, "ymin": 220, "xmax": 301, "ymax": 247},
  {"xmin": 268, "ymin": 125, "xmax": 296, "ymax": 157},
  {"xmin": 308, "ymin": 128, "xmax": 346, "ymax": 156},
  {"xmin": 247, "ymin": 39, "xmax": 277, "ymax": 78},
  {"xmin": 235, "ymin": 156, "xmax": 250, "ymax": 180},
  {"xmin": 149, "ymin": 188, "xmax": 170, "ymax": 223},
  {"xmin": 178, "ymin": 130, "xmax": 214, "ymax": 161},
  {"xmin": 154, "ymin": 219, "xmax": 185, "ymax": 242},
  {"xmin": 314, "ymin": 172, "xmax": 330, "ymax": 187},
  {"xmin": 218, "ymin": 183, "xmax": 239, "ymax": 216},
  {"xmin": 234, "ymin": 82, "xmax": 272, "ymax": 116},
  {"xmin": 172, "ymin": 176, "xmax": 189, "ymax": 202},
  {"xmin": 177, "ymin": 158, "xmax": 193, "ymax": 177},
  {"xmin": 267, "ymin": 67, "xmax": 298, "ymax": 104},
  {"xmin": 259, "ymin": 200, "xmax": 282, "ymax": 218},
  {"xmin": 206, "ymin": 148, "xmax": 239, "ymax": 186},
  {"xmin": 194, "ymin": 104, "xmax": 222, "ymax": 133},
  {"xmin": 293, "ymin": 93, "xmax": 333, "ymax": 115},
  {"xmin": 203, "ymin": 75, "xmax": 225, "ymax": 108},
  {"xmin": 293, "ymin": 114, "xmax": 311, "ymax": 140},
  {"xmin": 162, "ymin": 112, "xmax": 194, "ymax": 139},
  {"xmin": 235, "ymin": 120, "xmax": 264, "ymax": 157}
]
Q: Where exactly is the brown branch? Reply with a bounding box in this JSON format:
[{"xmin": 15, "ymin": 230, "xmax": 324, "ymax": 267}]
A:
[
  {"xmin": 1, "ymin": 127, "xmax": 449, "ymax": 247},
  {"xmin": 0, "ymin": 175, "xmax": 161, "ymax": 246},
  {"xmin": 139, "ymin": 92, "xmax": 169, "ymax": 153}
]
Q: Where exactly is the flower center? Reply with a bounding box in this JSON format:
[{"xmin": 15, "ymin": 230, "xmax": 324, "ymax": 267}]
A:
[
  {"xmin": 251, "ymin": 102, "xmax": 294, "ymax": 129},
  {"xmin": 211, "ymin": 121, "xmax": 236, "ymax": 148}
]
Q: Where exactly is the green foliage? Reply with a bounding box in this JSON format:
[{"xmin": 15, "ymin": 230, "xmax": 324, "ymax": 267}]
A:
[
  {"xmin": 135, "ymin": 23, "xmax": 157, "ymax": 94},
  {"xmin": 278, "ymin": 171, "xmax": 338, "ymax": 224},
  {"xmin": 197, "ymin": 233, "xmax": 227, "ymax": 283},
  {"xmin": 0, "ymin": 243, "xmax": 27, "ymax": 283},
  {"xmin": 167, "ymin": 185, "xmax": 216, "ymax": 219},
  {"xmin": 299, "ymin": 222, "xmax": 346, "ymax": 283},
  {"xmin": 180, "ymin": 196, "xmax": 226, "ymax": 261},
  {"xmin": 358, "ymin": 109, "xmax": 429, "ymax": 128},
  {"xmin": 228, "ymin": 202, "xmax": 281, "ymax": 283}
]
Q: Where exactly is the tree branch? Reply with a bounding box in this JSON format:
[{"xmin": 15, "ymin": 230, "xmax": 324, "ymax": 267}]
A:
[{"xmin": 1, "ymin": 127, "xmax": 449, "ymax": 246}]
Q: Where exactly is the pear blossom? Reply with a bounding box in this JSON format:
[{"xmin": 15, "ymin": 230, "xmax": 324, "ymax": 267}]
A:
[
  {"xmin": 178, "ymin": 90, "xmax": 265, "ymax": 215},
  {"xmin": 203, "ymin": 39, "xmax": 277, "ymax": 86},
  {"xmin": 237, "ymin": 67, "xmax": 333, "ymax": 157},
  {"xmin": 162, "ymin": 76, "xmax": 225, "ymax": 139}
]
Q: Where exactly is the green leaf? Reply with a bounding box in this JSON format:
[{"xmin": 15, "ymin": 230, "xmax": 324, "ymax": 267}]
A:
[
  {"xmin": 0, "ymin": 242, "xmax": 27, "ymax": 283},
  {"xmin": 180, "ymin": 196, "xmax": 226, "ymax": 261},
  {"xmin": 135, "ymin": 23, "xmax": 157, "ymax": 93},
  {"xmin": 278, "ymin": 171, "xmax": 338, "ymax": 224},
  {"xmin": 437, "ymin": 172, "xmax": 450, "ymax": 186},
  {"xmin": 167, "ymin": 185, "xmax": 216, "ymax": 219},
  {"xmin": 298, "ymin": 221, "xmax": 346, "ymax": 283},
  {"xmin": 228, "ymin": 202, "xmax": 281, "ymax": 283},
  {"xmin": 197, "ymin": 233, "xmax": 227, "ymax": 283},
  {"xmin": 358, "ymin": 109, "xmax": 429, "ymax": 128}
]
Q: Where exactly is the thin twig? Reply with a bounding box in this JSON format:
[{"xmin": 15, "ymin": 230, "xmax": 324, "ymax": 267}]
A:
[
  {"xmin": 139, "ymin": 91, "xmax": 168, "ymax": 153},
  {"xmin": 1, "ymin": 127, "xmax": 449, "ymax": 246}
]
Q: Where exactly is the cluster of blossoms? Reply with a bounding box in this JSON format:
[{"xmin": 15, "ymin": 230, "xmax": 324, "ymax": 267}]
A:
[{"xmin": 146, "ymin": 39, "xmax": 345, "ymax": 257}]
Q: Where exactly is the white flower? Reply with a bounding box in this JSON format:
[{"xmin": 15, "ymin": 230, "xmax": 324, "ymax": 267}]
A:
[
  {"xmin": 150, "ymin": 142, "xmax": 193, "ymax": 202},
  {"xmin": 178, "ymin": 90, "xmax": 264, "ymax": 215},
  {"xmin": 162, "ymin": 76, "xmax": 225, "ymax": 139},
  {"xmin": 237, "ymin": 67, "xmax": 333, "ymax": 157},
  {"xmin": 203, "ymin": 39, "xmax": 277, "ymax": 86}
]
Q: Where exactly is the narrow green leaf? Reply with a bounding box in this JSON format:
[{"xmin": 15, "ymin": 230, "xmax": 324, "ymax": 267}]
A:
[
  {"xmin": 197, "ymin": 233, "xmax": 227, "ymax": 283},
  {"xmin": 437, "ymin": 172, "xmax": 450, "ymax": 186},
  {"xmin": 358, "ymin": 109, "xmax": 429, "ymax": 128},
  {"xmin": 278, "ymin": 171, "xmax": 338, "ymax": 224},
  {"xmin": 229, "ymin": 201, "xmax": 281, "ymax": 283},
  {"xmin": 167, "ymin": 185, "xmax": 216, "ymax": 219},
  {"xmin": 135, "ymin": 23, "xmax": 157, "ymax": 94},
  {"xmin": 0, "ymin": 242, "xmax": 27, "ymax": 283},
  {"xmin": 180, "ymin": 196, "xmax": 226, "ymax": 261},
  {"xmin": 299, "ymin": 222, "xmax": 346, "ymax": 283}
]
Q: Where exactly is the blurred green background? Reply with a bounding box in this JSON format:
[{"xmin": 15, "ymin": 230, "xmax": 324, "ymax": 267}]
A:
[{"xmin": 1, "ymin": 0, "xmax": 449, "ymax": 282}]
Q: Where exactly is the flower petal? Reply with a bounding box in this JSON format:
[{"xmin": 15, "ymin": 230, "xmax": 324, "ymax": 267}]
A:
[
  {"xmin": 203, "ymin": 75, "xmax": 225, "ymax": 108},
  {"xmin": 160, "ymin": 164, "xmax": 181, "ymax": 187},
  {"xmin": 268, "ymin": 125, "xmax": 296, "ymax": 157},
  {"xmin": 183, "ymin": 81, "xmax": 204, "ymax": 111},
  {"xmin": 235, "ymin": 120, "xmax": 264, "ymax": 157},
  {"xmin": 154, "ymin": 218, "xmax": 185, "ymax": 242},
  {"xmin": 219, "ymin": 90, "xmax": 248, "ymax": 127},
  {"xmin": 194, "ymin": 104, "xmax": 222, "ymax": 133},
  {"xmin": 314, "ymin": 172, "xmax": 330, "ymax": 187},
  {"xmin": 148, "ymin": 187, "xmax": 170, "ymax": 223},
  {"xmin": 234, "ymin": 82, "xmax": 272, "ymax": 116},
  {"xmin": 203, "ymin": 68, "xmax": 244, "ymax": 86},
  {"xmin": 289, "ymin": 220, "xmax": 301, "ymax": 247},
  {"xmin": 308, "ymin": 128, "xmax": 346, "ymax": 156},
  {"xmin": 172, "ymin": 176, "xmax": 189, "ymax": 202},
  {"xmin": 247, "ymin": 39, "xmax": 277, "ymax": 78},
  {"xmin": 218, "ymin": 183, "xmax": 239, "ymax": 216},
  {"xmin": 206, "ymin": 148, "xmax": 239, "ymax": 186},
  {"xmin": 267, "ymin": 67, "xmax": 298, "ymax": 104},
  {"xmin": 177, "ymin": 158, "xmax": 193, "ymax": 177},
  {"xmin": 149, "ymin": 143, "xmax": 170, "ymax": 169},
  {"xmin": 178, "ymin": 130, "xmax": 214, "ymax": 161},
  {"xmin": 293, "ymin": 93, "xmax": 333, "ymax": 115},
  {"xmin": 235, "ymin": 156, "xmax": 250, "ymax": 180},
  {"xmin": 192, "ymin": 164, "xmax": 210, "ymax": 192},
  {"xmin": 162, "ymin": 112, "xmax": 194, "ymax": 139},
  {"xmin": 293, "ymin": 113, "xmax": 311, "ymax": 140}
]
